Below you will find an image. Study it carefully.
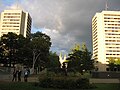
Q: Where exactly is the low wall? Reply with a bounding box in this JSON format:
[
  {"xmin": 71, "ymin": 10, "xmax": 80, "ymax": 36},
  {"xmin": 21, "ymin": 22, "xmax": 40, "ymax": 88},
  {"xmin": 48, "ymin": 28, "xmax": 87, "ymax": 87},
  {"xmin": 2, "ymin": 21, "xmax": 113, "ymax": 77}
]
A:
[{"xmin": 92, "ymin": 71, "xmax": 120, "ymax": 78}]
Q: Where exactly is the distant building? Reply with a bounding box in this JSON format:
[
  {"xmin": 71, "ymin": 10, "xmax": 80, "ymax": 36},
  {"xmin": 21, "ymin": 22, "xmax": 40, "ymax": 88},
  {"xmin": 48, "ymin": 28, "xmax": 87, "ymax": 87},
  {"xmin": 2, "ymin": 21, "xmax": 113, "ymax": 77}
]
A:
[
  {"xmin": 0, "ymin": 10, "xmax": 32, "ymax": 38},
  {"xmin": 92, "ymin": 11, "xmax": 120, "ymax": 71},
  {"xmin": 59, "ymin": 52, "xmax": 67, "ymax": 68}
]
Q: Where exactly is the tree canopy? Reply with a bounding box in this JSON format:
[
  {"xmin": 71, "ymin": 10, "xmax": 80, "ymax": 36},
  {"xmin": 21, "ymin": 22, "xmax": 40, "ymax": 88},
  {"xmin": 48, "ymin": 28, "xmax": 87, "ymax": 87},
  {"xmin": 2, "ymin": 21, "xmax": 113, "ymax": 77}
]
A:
[
  {"xmin": 0, "ymin": 32, "xmax": 51, "ymax": 70},
  {"xmin": 107, "ymin": 57, "xmax": 120, "ymax": 71},
  {"xmin": 30, "ymin": 32, "xmax": 51, "ymax": 72},
  {"xmin": 48, "ymin": 51, "xmax": 60, "ymax": 68},
  {"xmin": 67, "ymin": 43, "xmax": 94, "ymax": 73}
]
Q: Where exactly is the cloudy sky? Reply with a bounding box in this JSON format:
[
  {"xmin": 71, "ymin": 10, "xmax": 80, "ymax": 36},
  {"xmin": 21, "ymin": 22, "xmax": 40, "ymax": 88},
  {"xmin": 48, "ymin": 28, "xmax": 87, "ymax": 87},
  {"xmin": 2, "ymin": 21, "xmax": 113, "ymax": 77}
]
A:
[{"xmin": 0, "ymin": 0, "xmax": 120, "ymax": 55}]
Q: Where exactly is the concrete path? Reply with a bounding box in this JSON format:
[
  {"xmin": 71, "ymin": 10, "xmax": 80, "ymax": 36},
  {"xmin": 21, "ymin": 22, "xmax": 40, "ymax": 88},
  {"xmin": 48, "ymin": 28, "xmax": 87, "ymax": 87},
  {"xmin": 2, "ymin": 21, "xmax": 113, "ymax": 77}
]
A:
[
  {"xmin": 0, "ymin": 74, "xmax": 12, "ymax": 82},
  {"xmin": 0, "ymin": 73, "xmax": 120, "ymax": 83},
  {"xmin": 90, "ymin": 78, "xmax": 120, "ymax": 83},
  {"xmin": 0, "ymin": 74, "xmax": 38, "ymax": 82}
]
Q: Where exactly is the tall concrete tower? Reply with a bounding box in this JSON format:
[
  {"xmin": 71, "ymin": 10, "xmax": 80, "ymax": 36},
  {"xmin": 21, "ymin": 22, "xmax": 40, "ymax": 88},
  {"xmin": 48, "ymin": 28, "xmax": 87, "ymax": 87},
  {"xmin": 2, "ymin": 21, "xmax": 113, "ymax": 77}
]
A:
[
  {"xmin": 92, "ymin": 11, "xmax": 120, "ymax": 71},
  {"xmin": 0, "ymin": 9, "xmax": 32, "ymax": 38}
]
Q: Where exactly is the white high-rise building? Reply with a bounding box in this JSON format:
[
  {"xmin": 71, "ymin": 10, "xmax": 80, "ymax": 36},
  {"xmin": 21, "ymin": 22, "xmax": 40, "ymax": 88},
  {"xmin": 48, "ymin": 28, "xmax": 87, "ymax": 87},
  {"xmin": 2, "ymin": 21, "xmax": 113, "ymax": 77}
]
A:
[
  {"xmin": 0, "ymin": 10, "xmax": 32, "ymax": 38},
  {"xmin": 92, "ymin": 11, "xmax": 120, "ymax": 71}
]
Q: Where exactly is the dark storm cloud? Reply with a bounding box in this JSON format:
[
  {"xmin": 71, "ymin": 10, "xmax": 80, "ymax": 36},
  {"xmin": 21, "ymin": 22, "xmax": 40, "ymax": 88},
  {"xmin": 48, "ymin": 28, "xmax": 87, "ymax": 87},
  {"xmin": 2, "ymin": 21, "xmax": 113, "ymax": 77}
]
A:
[
  {"xmin": 60, "ymin": 0, "xmax": 120, "ymax": 51},
  {"xmin": 59, "ymin": 0, "xmax": 106, "ymax": 51},
  {"xmin": 108, "ymin": 0, "xmax": 120, "ymax": 10},
  {"xmin": 1, "ymin": 0, "xmax": 120, "ymax": 54}
]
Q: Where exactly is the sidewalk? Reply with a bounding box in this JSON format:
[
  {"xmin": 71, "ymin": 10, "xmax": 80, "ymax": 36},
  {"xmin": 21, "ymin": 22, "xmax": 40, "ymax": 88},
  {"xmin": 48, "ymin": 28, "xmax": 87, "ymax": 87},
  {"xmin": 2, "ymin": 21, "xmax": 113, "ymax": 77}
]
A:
[
  {"xmin": 0, "ymin": 74, "xmax": 120, "ymax": 83},
  {"xmin": 27, "ymin": 75, "xmax": 39, "ymax": 82},
  {"xmin": 0, "ymin": 74, "xmax": 39, "ymax": 82},
  {"xmin": 0, "ymin": 74, "xmax": 11, "ymax": 82},
  {"xmin": 90, "ymin": 78, "xmax": 120, "ymax": 83}
]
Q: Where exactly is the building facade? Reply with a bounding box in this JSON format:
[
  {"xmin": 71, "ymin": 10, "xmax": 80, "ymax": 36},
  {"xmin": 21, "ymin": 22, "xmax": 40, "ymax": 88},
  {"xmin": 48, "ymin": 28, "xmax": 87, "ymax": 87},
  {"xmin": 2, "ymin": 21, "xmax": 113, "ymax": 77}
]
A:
[
  {"xmin": 0, "ymin": 10, "xmax": 32, "ymax": 38},
  {"xmin": 92, "ymin": 11, "xmax": 120, "ymax": 71}
]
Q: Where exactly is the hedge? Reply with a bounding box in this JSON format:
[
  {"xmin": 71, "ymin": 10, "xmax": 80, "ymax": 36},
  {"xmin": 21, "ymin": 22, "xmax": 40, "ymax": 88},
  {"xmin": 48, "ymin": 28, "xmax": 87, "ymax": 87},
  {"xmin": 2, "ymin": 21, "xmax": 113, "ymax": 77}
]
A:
[{"xmin": 36, "ymin": 77, "xmax": 95, "ymax": 89}]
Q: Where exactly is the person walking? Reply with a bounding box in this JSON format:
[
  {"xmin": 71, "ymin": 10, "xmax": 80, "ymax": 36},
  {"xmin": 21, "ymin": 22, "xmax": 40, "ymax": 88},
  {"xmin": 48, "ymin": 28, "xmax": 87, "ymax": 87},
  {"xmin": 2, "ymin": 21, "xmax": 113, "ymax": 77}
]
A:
[
  {"xmin": 24, "ymin": 69, "xmax": 29, "ymax": 82},
  {"xmin": 12, "ymin": 70, "xmax": 17, "ymax": 82},
  {"xmin": 18, "ymin": 70, "xmax": 22, "ymax": 82}
]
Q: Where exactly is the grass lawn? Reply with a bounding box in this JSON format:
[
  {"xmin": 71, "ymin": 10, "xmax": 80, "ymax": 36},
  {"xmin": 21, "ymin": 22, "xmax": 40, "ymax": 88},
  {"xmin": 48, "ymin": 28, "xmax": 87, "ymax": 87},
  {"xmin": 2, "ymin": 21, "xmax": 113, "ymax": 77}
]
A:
[
  {"xmin": 0, "ymin": 82, "xmax": 64, "ymax": 90},
  {"xmin": 93, "ymin": 83, "xmax": 120, "ymax": 90},
  {"xmin": 0, "ymin": 82, "xmax": 119, "ymax": 90}
]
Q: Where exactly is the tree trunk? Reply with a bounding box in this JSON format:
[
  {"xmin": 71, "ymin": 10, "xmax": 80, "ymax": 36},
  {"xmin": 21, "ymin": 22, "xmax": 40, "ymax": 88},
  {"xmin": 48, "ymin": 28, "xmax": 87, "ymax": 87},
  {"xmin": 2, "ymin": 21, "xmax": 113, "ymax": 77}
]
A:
[{"xmin": 32, "ymin": 50, "xmax": 40, "ymax": 74}]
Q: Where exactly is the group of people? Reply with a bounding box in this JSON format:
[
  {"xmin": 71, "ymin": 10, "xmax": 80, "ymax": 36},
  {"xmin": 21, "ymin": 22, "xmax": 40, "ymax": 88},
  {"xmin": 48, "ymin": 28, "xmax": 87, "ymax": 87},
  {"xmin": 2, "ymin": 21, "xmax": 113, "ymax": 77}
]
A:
[{"xmin": 12, "ymin": 68, "xmax": 30, "ymax": 82}]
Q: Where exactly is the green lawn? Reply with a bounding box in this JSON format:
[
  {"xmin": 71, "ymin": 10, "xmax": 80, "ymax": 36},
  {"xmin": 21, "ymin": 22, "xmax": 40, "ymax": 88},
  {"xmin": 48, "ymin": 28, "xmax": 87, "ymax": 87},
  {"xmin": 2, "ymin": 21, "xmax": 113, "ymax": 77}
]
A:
[
  {"xmin": 0, "ymin": 82, "xmax": 64, "ymax": 90},
  {"xmin": 93, "ymin": 83, "xmax": 120, "ymax": 90},
  {"xmin": 0, "ymin": 82, "xmax": 119, "ymax": 90}
]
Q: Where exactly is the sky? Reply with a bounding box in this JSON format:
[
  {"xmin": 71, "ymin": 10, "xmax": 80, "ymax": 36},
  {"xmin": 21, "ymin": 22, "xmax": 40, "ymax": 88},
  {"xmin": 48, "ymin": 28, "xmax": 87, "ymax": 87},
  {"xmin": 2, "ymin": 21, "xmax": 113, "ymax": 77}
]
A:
[{"xmin": 0, "ymin": 0, "xmax": 120, "ymax": 55}]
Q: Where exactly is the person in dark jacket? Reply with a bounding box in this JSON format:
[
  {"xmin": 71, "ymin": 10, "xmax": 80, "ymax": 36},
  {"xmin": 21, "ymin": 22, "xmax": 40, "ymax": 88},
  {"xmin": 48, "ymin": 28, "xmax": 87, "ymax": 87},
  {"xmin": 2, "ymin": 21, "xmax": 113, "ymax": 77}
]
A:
[
  {"xmin": 24, "ymin": 69, "xmax": 29, "ymax": 82},
  {"xmin": 18, "ymin": 70, "xmax": 22, "ymax": 82},
  {"xmin": 12, "ymin": 70, "xmax": 17, "ymax": 81}
]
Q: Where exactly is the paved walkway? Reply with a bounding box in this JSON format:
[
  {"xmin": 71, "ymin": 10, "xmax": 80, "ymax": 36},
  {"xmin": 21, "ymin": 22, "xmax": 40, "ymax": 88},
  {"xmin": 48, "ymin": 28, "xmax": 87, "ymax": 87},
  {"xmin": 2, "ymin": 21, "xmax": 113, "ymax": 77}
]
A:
[
  {"xmin": 0, "ymin": 74, "xmax": 11, "ymax": 82},
  {"xmin": 0, "ymin": 74, "xmax": 120, "ymax": 83},
  {"xmin": 90, "ymin": 78, "xmax": 120, "ymax": 83},
  {"xmin": 0, "ymin": 74, "xmax": 38, "ymax": 82}
]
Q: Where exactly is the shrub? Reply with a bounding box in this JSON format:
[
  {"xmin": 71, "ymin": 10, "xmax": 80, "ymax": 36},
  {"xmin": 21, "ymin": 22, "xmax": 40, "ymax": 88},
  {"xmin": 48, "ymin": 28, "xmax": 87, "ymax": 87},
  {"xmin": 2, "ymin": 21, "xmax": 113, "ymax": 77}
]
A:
[
  {"xmin": 37, "ymin": 77, "xmax": 94, "ymax": 89},
  {"xmin": 39, "ymin": 77, "xmax": 53, "ymax": 88},
  {"xmin": 76, "ymin": 78, "xmax": 90, "ymax": 89}
]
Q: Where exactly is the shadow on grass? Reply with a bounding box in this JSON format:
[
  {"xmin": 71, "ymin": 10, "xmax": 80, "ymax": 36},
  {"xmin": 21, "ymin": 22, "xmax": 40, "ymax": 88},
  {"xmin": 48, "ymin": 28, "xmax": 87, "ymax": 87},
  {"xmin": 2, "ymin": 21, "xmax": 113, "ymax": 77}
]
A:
[
  {"xmin": 0, "ymin": 82, "xmax": 66, "ymax": 90},
  {"xmin": 0, "ymin": 82, "xmax": 119, "ymax": 90}
]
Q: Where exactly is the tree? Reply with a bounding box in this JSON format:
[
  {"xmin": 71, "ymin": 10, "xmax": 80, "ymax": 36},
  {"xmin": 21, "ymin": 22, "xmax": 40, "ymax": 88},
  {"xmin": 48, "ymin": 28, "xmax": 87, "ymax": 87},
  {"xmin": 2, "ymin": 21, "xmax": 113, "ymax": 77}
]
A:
[
  {"xmin": 30, "ymin": 32, "xmax": 51, "ymax": 73},
  {"xmin": 0, "ymin": 32, "xmax": 52, "ymax": 72},
  {"xmin": 0, "ymin": 32, "xmax": 30, "ymax": 67},
  {"xmin": 0, "ymin": 32, "xmax": 18, "ymax": 67},
  {"xmin": 107, "ymin": 57, "xmax": 120, "ymax": 71},
  {"xmin": 48, "ymin": 51, "xmax": 60, "ymax": 68},
  {"xmin": 115, "ymin": 59, "xmax": 120, "ymax": 65},
  {"xmin": 67, "ymin": 43, "xmax": 94, "ymax": 73},
  {"xmin": 15, "ymin": 35, "xmax": 32, "ymax": 66},
  {"xmin": 115, "ymin": 59, "xmax": 120, "ymax": 71},
  {"xmin": 81, "ymin": 43, "xmax": 94, "ymax": 71},
  {"xmin": 107, "ymin": 57, "xmax": 115, "ymax": 71}
]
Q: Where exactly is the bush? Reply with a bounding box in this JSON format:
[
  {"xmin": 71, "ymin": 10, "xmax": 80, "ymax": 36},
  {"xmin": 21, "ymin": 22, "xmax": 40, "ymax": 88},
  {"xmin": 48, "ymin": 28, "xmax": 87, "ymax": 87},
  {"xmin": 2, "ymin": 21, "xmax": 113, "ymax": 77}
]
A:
[
  {"xmin": 37, "ymin": 77, "xmax": 94, "ymax": 89},
  {"xmin": 76, "ymin": 78, "xmax": 90, "ymax": 89},
  {"xmin": 39, "ymin": 77, "xmax": 53, "ymax": 88}
]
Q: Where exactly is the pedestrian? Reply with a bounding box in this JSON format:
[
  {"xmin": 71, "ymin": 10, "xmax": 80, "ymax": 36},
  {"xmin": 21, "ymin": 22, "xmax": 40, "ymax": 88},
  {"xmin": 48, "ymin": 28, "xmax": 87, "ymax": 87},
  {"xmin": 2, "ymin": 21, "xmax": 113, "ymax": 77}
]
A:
[
  {"xmin": 18, "ymin": 70, "xmax": 22, "ymax": 82},
  {"xmin": 12, "ymin": 69, "xmax": 17, "ymax": 82},
  {"xmin": 24, "ymin": 69, "xmax": 28, "ymax": 82}
]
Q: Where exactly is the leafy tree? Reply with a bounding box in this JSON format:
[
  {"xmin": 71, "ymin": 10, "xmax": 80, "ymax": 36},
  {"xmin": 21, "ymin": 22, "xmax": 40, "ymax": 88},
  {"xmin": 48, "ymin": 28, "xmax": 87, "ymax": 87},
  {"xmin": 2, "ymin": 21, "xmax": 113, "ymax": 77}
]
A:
[
  {"xmin": 48, "ymin": 51, "xmax": 60, "ymax": 68},
  {"xmin": 81, "ymin": 43, "xmax": 94, "ymax": 71},
  {"xmin": 107, "ymin": 57, "xmax": 120, "ymax": 71},
  {"xmin": 67, "ymin": 43, "xmax": 94, "ymax": 73},
  {"xmin": 0, "ymin": 32, "xmax": 18, "ymax": 67},
  {"xmin": 0, "ymin": 32, "xmax": 52, "ymax": 71},
  {"xmin": 15, "ymin": 35, "xmax": 32, "ymax": 66},
  {"xmin": 68, "ymin": 50, "xmax": 83, "ymax": 72},
  {"xmin": 115, "ymin": 59, "xmax": 120, "ymax": 71},
  {"xmin": 115, "ymin": 59, "xmax": 120, "ymax": 65},
  {"xmin": 30, "ymin": 32, "xmax": 51, "ymax": 72},
  {"xmin": 107, "ymin": 57, "xmax": 115, "ymax": 71},
  {"xmin": 0, "ymin": 33, "xmax": 30, "ymax": 67}
]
